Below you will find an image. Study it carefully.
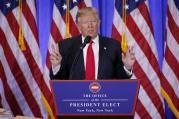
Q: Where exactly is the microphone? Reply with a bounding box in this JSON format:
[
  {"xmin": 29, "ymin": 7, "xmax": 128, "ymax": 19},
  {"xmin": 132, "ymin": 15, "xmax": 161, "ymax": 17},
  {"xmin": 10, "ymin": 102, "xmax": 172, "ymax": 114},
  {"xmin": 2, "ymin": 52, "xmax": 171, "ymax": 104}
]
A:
[
  {"xmin": 80, "ymin": 35, "xmax": 91, "ymax": 49},
  {"xmin": 69, "ymin": 36, "xmax": 91, "ymax": 79}
]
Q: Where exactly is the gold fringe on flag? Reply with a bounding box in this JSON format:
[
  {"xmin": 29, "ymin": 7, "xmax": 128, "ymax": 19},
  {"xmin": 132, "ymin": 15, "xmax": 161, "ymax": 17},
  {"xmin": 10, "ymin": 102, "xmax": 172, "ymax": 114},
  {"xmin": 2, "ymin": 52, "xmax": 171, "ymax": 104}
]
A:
[
  {"xmin": 65, "ymin": 0, "xmax": 70, "ymax": 38},
  {"xmin": 41, "ymin": 94, "xmax": 56, "ymax": 119},
  {"xmin": 121, "ymin": 0, "xmax": 127, "ymax": 53},
  {"xmin": 18, "ymin": 0, "xmax": 26, "ymax": 51},
  {"xmin": 161, "ymin": 88, "xmax": 179, "ymax": 118}
]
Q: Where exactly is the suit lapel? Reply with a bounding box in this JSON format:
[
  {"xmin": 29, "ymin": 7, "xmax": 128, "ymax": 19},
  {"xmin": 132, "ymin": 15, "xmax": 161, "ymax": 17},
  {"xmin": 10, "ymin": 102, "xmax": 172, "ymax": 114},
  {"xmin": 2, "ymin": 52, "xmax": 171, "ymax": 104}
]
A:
[
  {"xmin": 71, "ymin": 36, "xmax": 85, "ymax": 79},
  {"xmin": 98, "ymin": 36, "xmax": 107, "ymax": 79}
]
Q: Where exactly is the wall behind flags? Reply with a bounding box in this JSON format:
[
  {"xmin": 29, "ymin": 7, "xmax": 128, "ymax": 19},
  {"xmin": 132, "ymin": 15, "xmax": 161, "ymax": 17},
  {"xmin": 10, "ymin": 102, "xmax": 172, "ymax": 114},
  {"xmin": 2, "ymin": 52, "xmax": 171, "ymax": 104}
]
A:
[{"xmin": 36, "ymin": 0, "xmax": 176, "ymax": 119}]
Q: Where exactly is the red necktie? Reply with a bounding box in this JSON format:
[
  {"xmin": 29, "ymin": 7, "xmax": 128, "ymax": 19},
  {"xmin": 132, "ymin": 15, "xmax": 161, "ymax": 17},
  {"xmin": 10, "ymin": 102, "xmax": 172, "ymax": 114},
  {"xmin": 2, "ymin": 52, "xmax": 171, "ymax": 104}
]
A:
[{"xmin": 86, "ymin": 41, "xmax": 95, "ymax": 80}]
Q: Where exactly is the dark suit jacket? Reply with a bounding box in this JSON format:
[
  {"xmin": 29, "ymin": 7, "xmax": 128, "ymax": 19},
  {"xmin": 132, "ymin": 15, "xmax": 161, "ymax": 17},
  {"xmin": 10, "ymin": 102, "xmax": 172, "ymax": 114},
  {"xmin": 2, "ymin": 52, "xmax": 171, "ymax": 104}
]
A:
[{"xmin": 50, "ymin": 35, "xmax": 131, "ymax": 80}]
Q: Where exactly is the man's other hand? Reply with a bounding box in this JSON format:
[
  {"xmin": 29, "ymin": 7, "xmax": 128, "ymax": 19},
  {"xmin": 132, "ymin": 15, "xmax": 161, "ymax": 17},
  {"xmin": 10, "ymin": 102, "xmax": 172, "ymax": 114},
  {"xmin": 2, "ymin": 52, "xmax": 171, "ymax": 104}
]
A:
[
  {"xmin": 122, "ymin": 45, "xmax": 136, "ymax": 70},
  {"xmin": 50, "ymin": 44, "xmax": 62, "ymax": 68}
]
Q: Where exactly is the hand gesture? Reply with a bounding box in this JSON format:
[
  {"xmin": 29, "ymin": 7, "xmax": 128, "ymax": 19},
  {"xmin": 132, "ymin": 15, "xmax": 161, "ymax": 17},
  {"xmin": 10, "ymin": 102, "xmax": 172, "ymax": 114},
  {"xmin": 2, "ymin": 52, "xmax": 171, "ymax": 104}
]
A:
[
  {"xmin": 122, "ymin": 46, "xmax": 136, "ymax": 70},
  {"xmin": 50, "ymin": 44, "xmax": 62, "ymax": 68}
]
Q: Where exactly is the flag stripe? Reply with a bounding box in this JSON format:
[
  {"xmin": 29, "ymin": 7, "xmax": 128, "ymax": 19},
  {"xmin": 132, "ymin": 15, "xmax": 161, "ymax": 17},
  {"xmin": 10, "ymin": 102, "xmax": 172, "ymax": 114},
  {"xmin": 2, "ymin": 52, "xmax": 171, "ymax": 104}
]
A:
[
  {"xmin": 168, "ymin": 0, "xmax": 179, "ymax": 27},
  {"xmin": 51, "ymin": 21, "xmax": 63, "ymax": 42},
  {"xmin": 26, "ymin": 0, "xmax": 36, "ymax": 22},
  {"xmin": 78, "ymin": 1, "xmax": 88, "ymax": 9},
  {"xmin": 164, "ymin": 46, "xmax": 179, "ymax": 79},
  {"xmin": 0, "ymin": 27, "xmax": 42, "ymax": 117},
  {"xmin": 135, "ymin": 96, "xmax": 152, "ymax": 119},
  {"xmin": 0, "ymin": 62, "xmax": 23, "ymax": 116},
  {"xmin": 161, "ymin": 69, "xmax": 179, "ymax": 110},
  {"xmin": 134, "ymin": 113, "xmax": 142, "ymax": 119},
  {"xmin": 0, "ymin": 51, "xmax": 34, "ymax": 116},
  {"xmin": 112, "ymin": 0, "xmax": 165, "ymax": 118},
  {"xmin": 0, "ymin": 78, "xmax": 11, "ymax": 112},
  {"xmin": 52, "ymin": 5, "xmax": 67, "ymax": 39},
  {"xmin": 112, "ymin": 24, "xmax": 122, "ymax": 41},
  {"xmin": 163, "ymin": 63, "xmax": 179, "ymax": 99},
  {"xmin": 14, "ymin": 13, "xmax": 55, "ymax": 115},
  {"xmin": 12, "ymin": 8, "xmax": 43, "ymax": 70},
  {"xmin": 112, "ymin": 20, "xmax": 163, "ymax": 114},
  {"xmin": 127, "ymin": 16, "xmax": 165, "ymax": 117},
  {"xmin": 129, "ymin": 10, "xmax": 158, "ymax": 59},
  {"xmin": 113, "ymin": 9, "xmax": 164, "ymax": 108},
  {"xmin": 126, "ymin": 13, "xmax": 159, "ymax": 69},
  {"xmin": 166, "ymin": 27, "xmax": 179, "ymax": 62},
  {"xmin": 113, "ymin": 6, "xmax": 158, "ymax": 60},
  {"xmin": 161, "ymin": 0, "xmax": 179, "ymax": 117},
  {"xmin": 139, "ymin": 86, "xmax": 163, "ymax": 118},
  {"xmin": 5, "ymin": 11, "xmax": 45, "ymax": 112},
  {"xmin": 15, "ymin": 4, "xmax": 54, "ymax": 117},
  {"xmin": 1, "ymin": 10, "xmax": 44, "ymax": 117},
  {"xmin": 0, "ymin": 1, "xmax": 55, "ymax": 117},
  {"xmin": 9, "ymin": 7, "xmax": 43, "ymax": 81},
  {"xmin": 113, "ymin": 15, "xmax": 163, "ymax": 118},
  {"xmin": 138, "ymin": 2, "xmax": 154, "ymax": 35},
  {"xmin": 0, "ymin": 44, "xmax": 35, "ymax": 116},
  {"xmin": 69, "ymin": 1, "xmax": 87, "ymax": 23},
  {"xmin": 134, "ymin": 62, "xmax": 165, "ymax": 118},
  {"xmin": 62, "ymin": 13, "xmax": 80, "ymax": 36},
  {"xmin": 127, "ymin": 14, "xmax": 161, "ymax": 77},
  {"xmin": 22, "ymin": 1, "xmax": 38, "ymax": 43},
  {"xmin": 168, "ymin": 7, "xmax": 179, "ymax": 44},
  {"xmin": 134, "ymin": 63, "xmax": 162, "ymax": 107}
]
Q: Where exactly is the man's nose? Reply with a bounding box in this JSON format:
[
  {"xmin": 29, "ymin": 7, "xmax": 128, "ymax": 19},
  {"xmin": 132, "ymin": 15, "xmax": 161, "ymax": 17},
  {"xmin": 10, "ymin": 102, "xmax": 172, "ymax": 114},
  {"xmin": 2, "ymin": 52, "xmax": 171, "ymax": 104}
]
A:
[{"xmin": 87, "ymin": 21, "xmax": 93, "ymax": 28}]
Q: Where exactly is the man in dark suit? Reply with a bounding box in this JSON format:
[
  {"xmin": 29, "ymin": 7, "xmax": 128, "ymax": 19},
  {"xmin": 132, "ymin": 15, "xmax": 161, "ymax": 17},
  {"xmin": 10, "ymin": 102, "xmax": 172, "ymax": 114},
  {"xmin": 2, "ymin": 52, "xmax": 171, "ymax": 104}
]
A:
[{"xmin": 50, "ymin": 7, "xmax": 135, "ymax": 80}]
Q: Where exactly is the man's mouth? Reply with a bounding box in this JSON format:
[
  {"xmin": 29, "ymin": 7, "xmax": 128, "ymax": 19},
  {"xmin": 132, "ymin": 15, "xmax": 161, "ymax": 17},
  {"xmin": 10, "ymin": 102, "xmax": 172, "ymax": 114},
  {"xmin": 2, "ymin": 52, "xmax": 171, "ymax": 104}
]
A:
[{"xmin": 88, "ymin": 30, "xmax": 94, "ymax": 33}]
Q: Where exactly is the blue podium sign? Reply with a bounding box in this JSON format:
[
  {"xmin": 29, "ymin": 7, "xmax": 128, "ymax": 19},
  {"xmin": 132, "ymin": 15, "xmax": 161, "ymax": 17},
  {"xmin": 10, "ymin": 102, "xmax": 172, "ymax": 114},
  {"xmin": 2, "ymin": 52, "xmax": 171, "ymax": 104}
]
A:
[{"xmin": 50, "ymin": 80, "xmax": 140, "ymax": 116}]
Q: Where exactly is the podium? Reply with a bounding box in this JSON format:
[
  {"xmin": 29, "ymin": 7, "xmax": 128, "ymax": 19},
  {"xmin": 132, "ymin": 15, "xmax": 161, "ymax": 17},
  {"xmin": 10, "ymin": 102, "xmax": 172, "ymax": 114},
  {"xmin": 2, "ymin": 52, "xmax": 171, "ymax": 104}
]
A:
[{"xmin": 50, "ymin": 80, "xmax": 140, "ymax": 119}]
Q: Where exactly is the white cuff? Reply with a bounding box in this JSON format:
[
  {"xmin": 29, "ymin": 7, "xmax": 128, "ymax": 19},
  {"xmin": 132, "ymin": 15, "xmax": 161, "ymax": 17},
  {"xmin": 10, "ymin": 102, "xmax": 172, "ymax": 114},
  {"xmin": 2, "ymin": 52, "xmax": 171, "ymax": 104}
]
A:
[
  {"xmin": 123, "ymin": 66, "xmax": 133, "ymax": 76},
  {"xmin": 52, "ymin": 64, "xmax": 61, "ymax": 75}
]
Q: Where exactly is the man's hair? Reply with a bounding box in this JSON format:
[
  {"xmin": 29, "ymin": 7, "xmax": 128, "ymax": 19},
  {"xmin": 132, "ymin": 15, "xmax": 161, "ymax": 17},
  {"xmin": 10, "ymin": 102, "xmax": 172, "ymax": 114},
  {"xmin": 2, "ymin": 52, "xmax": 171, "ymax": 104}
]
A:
[{"xmin": 76, "ymin": 7, "xmax": 99, "ymax": 23}]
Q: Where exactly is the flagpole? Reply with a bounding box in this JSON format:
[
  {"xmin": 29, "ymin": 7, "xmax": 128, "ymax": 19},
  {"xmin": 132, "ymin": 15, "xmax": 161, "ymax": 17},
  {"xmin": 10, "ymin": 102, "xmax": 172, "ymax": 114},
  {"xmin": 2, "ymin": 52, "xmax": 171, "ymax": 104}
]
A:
[
  {"xmin": 121, "ymin": 0, "xmax": 127, "ymax": 53},
  {"xmin": 66, "ymin": 0, "xmax": 70, "ymax": 38},
  {"xmin": 18, "ymin": 0, "xmax": 26, "ymax": 51}
]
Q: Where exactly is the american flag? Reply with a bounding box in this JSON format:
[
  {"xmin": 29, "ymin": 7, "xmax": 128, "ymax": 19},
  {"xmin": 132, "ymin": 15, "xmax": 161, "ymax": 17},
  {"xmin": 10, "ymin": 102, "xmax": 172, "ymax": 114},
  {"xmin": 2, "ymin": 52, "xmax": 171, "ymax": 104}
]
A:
[
  {"xmin": 0, "ymin": 0, "xmax": 54, "ymax": 118},
  {"xmin": 112, "ymin": 0, "xmax": 165, "ymax": 118},
  {"xmin": 44, "ymin": 0, "xmax": 92, "ymax": 92},
  {"xmin": 161, "ymin": 0, "xmax": 179, "ymax": 118}
]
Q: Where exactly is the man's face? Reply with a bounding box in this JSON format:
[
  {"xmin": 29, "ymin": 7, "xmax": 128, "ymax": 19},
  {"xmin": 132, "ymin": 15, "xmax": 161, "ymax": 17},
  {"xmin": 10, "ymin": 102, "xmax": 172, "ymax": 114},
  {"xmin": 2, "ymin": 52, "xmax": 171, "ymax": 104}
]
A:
[{"xmin": 77, "ymin": 14, "xmax": 100, "ymax": 39}]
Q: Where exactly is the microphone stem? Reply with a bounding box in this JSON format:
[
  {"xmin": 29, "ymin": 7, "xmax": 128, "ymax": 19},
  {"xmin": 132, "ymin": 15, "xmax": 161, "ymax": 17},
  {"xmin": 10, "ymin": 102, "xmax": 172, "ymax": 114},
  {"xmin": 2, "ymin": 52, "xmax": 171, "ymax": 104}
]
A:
[
  {"xmin": 69, "ymin": 36, "xmax": 91, "ymax": 79},
  {"xmin": 69, "ymin": 48, "xmax": 83, "ymax": 79}
]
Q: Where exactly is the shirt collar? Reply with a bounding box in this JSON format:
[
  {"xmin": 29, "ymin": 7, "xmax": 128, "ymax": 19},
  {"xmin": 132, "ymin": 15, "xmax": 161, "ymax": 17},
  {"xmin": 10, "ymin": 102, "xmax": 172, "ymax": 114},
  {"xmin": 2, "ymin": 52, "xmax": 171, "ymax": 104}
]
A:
[{"xmin": 82, "ymin": 35, "xmax": 99, "ymax": 44}]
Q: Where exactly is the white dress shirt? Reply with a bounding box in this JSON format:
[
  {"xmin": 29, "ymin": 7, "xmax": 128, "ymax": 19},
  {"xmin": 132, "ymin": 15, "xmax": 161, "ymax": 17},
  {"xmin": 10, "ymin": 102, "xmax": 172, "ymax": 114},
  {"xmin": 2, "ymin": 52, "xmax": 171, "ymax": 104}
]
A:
[{"xmin": 82, "ymin": 35, "xmax": 99, "ymax": 79}]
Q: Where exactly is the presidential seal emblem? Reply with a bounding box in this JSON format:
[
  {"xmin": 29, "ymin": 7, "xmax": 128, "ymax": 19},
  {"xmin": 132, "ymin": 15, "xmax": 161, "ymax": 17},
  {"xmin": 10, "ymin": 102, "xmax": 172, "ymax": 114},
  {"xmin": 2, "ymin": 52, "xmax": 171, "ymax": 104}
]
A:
[{"xmin": 89, "ymin": 82, "xmax": 101, "ymax": 93}]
